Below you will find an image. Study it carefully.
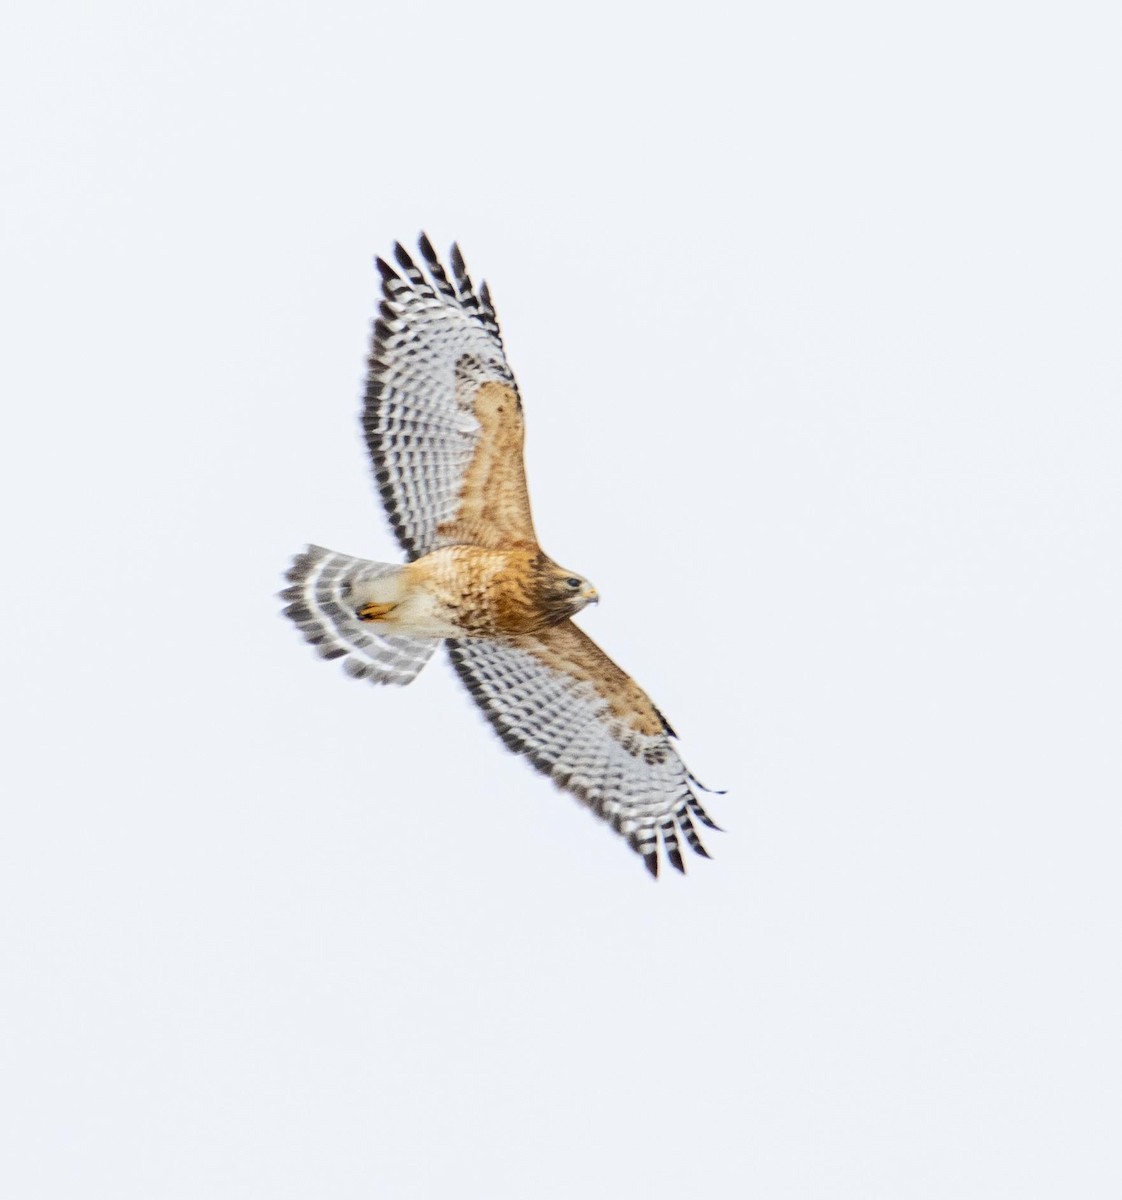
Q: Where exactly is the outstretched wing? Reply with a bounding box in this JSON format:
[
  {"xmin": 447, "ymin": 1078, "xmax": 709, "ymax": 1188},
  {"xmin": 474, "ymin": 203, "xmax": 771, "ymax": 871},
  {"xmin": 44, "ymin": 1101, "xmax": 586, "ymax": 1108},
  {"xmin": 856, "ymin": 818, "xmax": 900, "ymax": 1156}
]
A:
[
  {"xmin": 447, "ymin": 623, "xmax": 721, "ymax": 877},
  {"xmin": 365, "ymin": 236, "xmax": 537, "ymax": 561}
]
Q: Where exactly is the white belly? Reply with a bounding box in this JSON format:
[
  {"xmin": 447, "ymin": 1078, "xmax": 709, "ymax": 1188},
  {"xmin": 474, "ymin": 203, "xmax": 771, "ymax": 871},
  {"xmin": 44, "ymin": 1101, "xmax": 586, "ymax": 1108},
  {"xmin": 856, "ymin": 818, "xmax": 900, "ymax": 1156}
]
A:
[{"xmin": 378, "ymin": 589, "xmax": 469, "ymax": 639}]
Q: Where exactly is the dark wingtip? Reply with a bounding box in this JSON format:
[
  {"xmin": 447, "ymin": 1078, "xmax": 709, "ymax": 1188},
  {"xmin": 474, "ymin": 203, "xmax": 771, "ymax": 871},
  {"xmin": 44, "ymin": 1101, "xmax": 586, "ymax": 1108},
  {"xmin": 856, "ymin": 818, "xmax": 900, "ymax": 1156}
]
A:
[
  {"xmin": 393, "ymin": 241, "xmax": 417, "ymax": 272},
  {"xmin": 655, "ymin": 706, "xmax": 678, "ymax": 739},
  {"xmin": 450, "ymin": 241, "xmax": 465, "ymax": 275},
  {"xmin": 375, "ymin": 256, "xmax": 398, "ymax": 282},
  {"xmin": 643, "ymin": 851, "xmax": 659, "ymax": 879},
  {"xmin": 417, "ymin": 231, "xmax": 437, "ymax": 263},
  {"xmin": 688, "ymin": 770, "xmax": 726, "ymax": 795},
  {"xmin": 668, "ymin": 847, "xmax": 685, "ymax": 874}
]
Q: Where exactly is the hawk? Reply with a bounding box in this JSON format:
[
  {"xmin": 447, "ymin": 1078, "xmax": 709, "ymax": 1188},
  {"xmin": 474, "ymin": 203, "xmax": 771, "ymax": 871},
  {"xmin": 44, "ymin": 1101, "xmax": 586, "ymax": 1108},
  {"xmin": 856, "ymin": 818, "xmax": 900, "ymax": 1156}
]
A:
[{"xmin": 281, "ymin": 236, "xmax": 722, "ymax": 875}]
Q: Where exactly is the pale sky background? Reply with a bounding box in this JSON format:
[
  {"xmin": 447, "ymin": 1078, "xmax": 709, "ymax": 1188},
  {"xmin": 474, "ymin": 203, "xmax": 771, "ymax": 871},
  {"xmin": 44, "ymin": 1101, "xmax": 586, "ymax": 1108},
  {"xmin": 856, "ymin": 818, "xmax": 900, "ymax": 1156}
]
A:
[{"xmin": 2, "ymin": 3, "xmax": 1119, "ymax": 1197}]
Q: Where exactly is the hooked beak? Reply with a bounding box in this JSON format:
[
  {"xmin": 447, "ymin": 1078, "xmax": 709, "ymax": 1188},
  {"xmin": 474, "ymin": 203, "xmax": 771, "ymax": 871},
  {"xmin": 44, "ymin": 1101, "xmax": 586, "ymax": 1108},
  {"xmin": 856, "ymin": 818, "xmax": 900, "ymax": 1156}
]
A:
[{"xmin": 583, "ymin": 586, "xmax": 600, "ymax": 606}]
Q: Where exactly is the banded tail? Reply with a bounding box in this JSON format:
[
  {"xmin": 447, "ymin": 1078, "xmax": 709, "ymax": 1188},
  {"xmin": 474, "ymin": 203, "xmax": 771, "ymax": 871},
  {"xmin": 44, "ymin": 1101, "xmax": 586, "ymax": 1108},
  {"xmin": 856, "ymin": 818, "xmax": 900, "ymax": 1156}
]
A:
[{"xmin": 281, "ymin": 545, "xmax": 438, "ymax": 685}]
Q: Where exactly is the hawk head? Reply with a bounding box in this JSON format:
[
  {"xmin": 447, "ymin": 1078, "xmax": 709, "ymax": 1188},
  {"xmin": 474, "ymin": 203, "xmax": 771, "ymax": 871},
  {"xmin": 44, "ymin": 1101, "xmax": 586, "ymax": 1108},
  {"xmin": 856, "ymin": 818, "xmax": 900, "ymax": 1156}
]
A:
[{"xmin": 538, "ymin": 562, "xmax": 599, "ymax": 624}]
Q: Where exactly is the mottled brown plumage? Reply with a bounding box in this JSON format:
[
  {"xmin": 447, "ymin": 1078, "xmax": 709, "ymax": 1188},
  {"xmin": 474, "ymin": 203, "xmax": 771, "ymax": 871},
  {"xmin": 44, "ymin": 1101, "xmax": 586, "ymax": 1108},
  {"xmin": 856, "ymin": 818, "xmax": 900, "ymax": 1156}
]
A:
[
  {"xmin": 435, "ymin": 381, "xmax": 536, "ymax": 551},
  {"xmin": 358, "ymin": 546, "xmax": 596, "ymax": 639}
]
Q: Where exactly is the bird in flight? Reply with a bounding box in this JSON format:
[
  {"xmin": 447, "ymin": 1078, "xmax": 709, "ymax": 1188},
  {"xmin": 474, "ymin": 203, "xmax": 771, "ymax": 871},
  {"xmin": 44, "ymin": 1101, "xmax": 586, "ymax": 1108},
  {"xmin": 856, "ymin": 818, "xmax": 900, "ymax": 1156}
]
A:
[{"xmin": 281, "ymin": 236, "xmax": 722, "ymax": 876}]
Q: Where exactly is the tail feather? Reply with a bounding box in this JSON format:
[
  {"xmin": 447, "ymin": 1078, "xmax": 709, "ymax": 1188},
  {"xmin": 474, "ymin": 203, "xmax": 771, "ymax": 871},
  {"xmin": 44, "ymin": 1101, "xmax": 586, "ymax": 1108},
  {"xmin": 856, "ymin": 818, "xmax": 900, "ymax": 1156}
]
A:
[{"xmin": 281, "ymin": 545, "xmax": 438, "ymax": 685}]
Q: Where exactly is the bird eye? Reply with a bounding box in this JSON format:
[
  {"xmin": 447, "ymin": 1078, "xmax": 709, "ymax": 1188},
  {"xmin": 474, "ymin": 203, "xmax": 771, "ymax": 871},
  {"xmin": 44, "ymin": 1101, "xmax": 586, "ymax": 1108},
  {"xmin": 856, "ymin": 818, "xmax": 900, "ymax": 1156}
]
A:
[{"xmin": 566, "ymin": 577, "xmax": 581, "ymax": 589}]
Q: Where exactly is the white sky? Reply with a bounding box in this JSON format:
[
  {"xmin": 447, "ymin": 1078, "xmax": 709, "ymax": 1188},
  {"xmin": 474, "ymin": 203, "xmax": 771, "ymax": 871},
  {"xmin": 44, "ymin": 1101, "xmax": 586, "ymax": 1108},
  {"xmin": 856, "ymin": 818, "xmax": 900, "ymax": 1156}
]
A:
[{"xmin": 2, "ymin": 2, "xmax": 1119, "ymax": 1197}]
